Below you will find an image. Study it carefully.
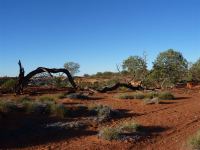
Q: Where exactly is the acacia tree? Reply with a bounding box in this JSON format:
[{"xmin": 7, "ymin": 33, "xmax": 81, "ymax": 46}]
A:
[
  {"xmin": 151, "ymin": 49, "xmax": 188, "ymax": 87},
  {"xmin": 64, "ymin": 62, "xmax": 80, "ymax": 76},
  {"xmin": 122, "ymin": 56, "xmax": 147, "ymax": 81},
  {"xmin": 189, "ymin": 58, "xmax": 200, "ymax": 81}
]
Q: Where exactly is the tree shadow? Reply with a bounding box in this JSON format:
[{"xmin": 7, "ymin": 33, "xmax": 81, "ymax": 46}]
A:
[
  {"xmin": 138, "ymin": 125, "xmax": 170, "ymax": 135},
  {"xmin": 175, "ymin": 97, "xmax": 190, "ymax": 100},
  {"xmin": 112, "ymin": 109, "xmax": 143, "ymax": 120},
  {"xmin": 0, "ymin": 117, "xmax": 97, "ymax": 149},
  {"xmin": 62, "ymin": 102, "xmax": 81, "ymax": 105},
  {"xmin": 88, "ymin": 97, "xmax": 104, "ymax": 100},
  {"xmin": 159, "ymin": 101, "xmax": 177, "ymax": 104}
]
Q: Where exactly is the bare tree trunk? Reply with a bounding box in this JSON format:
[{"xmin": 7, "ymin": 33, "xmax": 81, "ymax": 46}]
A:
[
  {"xmin": 15, "ymin": 61, "xmax": 77, "ymax": 94},
  {"xmin": 15, "ymin": 60, "xmax": 25, "ymax": 94}
]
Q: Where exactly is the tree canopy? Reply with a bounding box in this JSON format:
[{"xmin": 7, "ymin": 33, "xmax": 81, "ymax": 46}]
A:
[
  {"xmin": 64, "ymin": 62, "xmax": 80, "ymax": 76},
  {"xmin": 152, "ymin": 49, "xmax": 188, "ymax": 85},
  {"xmin": 122, "ymin": 56, "xmax": 147, "ymax": 81},
  {"xmin": 189, "ymin": 58, "xmax": 200, "ymax": 81}
]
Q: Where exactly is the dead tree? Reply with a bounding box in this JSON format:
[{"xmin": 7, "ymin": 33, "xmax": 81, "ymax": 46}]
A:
[
  {"xmin": 15, "ymin": 60, "xmax": 25, "ymax": 94},
  {"xmin": 15, "ymin": 60, "xmax": 77, "ymax": 94}
]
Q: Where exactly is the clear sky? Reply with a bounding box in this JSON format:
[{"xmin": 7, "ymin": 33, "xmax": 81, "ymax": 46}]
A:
[{"xmin": 0, "ymin": 0, "xmax": 200, "ymax": 77}]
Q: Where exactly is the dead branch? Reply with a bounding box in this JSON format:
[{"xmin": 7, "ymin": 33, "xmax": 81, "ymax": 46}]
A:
[
  {"xmin": 96, "ymin": 82, "xmax": 144, "ymax": 93},
  {"xmin": 15, "ymin": 61, "xmax": 77, "ymax": 94}
]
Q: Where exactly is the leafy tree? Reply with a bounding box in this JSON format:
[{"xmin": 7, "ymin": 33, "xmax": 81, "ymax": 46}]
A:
[
  {"xmin": 63, "ymin": 62, "xmax": 80, "ymax": 76},
  {"xmin": 189, "ymin": 58, "xmax": 200, "ymax": 81},
  {"xmin": 122, "ymin": 56, "xmax": 147, "ymax": 81},
  {"xmin": 152, "ymin": 49, "xmax": 188, "ymax": 86}
]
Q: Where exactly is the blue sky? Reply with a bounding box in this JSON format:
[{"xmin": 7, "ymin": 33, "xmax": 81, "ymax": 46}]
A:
[{"xmin": 0, "ymin": 0, "xmax": 200, "ymax": 76}]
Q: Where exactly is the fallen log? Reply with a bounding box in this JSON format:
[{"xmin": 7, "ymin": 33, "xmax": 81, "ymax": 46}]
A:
[{"xmin": 96, "ymin": 82, "xmax": 144, "ymax": 93}]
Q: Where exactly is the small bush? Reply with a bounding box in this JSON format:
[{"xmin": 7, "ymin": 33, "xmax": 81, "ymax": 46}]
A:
[
  {"xmin": 99, "ymin": 121, "xmax": 142, "ymax": 141},
  {"xmin": 22, "ymin": 101, "xmax": 48, "ymax": 115},
  {"xmin": 17, "ymin": 96, "xmax": 32, "ymax": 102},
  {"xmin": 120, "ymin": 121, "xmax": 141, "ymax": 133},
  {"xmin": 117, "ymin": 93, "xmax": 135, "ymax": 99},
  {"xmin": 0, "ymin": 101, "xmax": 18, "ymax": 113},
  {"xmin": 89, "ymin": 105, "xmax": 113, "ymax": 122},
  {"xmin": 99, "ymin": 127, "xmax": 121, "ymax": 140},
  {"xmin": 0, "ymin": 99, "xmax": 68, "ymax": 118},
  {"xmin": 58, "ymin": 93, "xmax": 68, "ymax": 99},
  {"xmin": 1, "ymin": 79, "xmax": 16, "ymax": 93},
  {"xmin": 117, "ymin": 92, "xmax": 146, "ymax": 100},
  {"xmin": 39, "ymin": 96, "xmax": 55, "ymax": 102},
  {"xmin": 145, "ymin": 92, "xmax": 158, "ymax": 99},
  {"xmin": 117, "ymin": 91, "xmax": 174, "ymax": 101},
  {"xmin": 88, "ymin": 105, "xmax": 123, "ymax": 122},
  {"xmin": 53, "ymin": 104, "xmax": 69, "ymax": 118},
  {"xmin": 188, "ymin": 131, "xmax": 200, "ymax": 150},
  {"xmin": 158, "ymin": 92, "xmax": 174, "ymax": 100},
  {"xmin": 134, "ymin": 93, "xmax": 146, "ymax": 99}
]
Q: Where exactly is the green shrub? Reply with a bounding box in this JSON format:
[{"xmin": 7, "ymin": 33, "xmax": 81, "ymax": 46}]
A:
[
  {"xmin": 117, "ymin": 93, "xmax": 135, "ymax": 99},
  {"xmin": 188, "ymin": 131, "xmax": 200, "ymax": 150},
  {"xmin": 117, "ymin": 91, "xmax": 174, "ymax": 101},
  {"xmin": 158, "ymin": 92, "xmax": 175, "ymax": 100},
  {"xmin": 39, "ymin": 96, "xmax": 55, "ymax": 102},
  {"xmin": 0, "ymin": 101, "xmax": 18, "ymax": 113},
  {"xmin": 117, "ymin": 93, "xmax": 145, "ymax": 100},
  {"xmin": 53, "ymin": 104, "xmax": 69, "ymax": 118},
  {"xmin": 145, "ymin": 92, "xmax": 158, "ymax": 99},
  {"xmin": 99, "ymin": 121, "xmax": 142, "ymax": 141},
  {"xmin": 22, "ymin": 101, "xmax": 46, "ymax": 115},
  {"xmin": 17, "ymin": 96, "xmax": 32, "ymax": 102},
  {"xmin": 88, "ymin": 105, "xmax": 116, "ymax": 122},
  {"xmin": 1, "ymin": 79, "xmax": 16, "ymax": 93},
  {"xmin": 58, "ymin": 93, "xmax": 68, "ymax": 99},
  {"xmin": 0, "ymin": 99, "xmax": 69, "ymax": 118},
  {"xmin": 134, "ymin": 93, "xmax": 146, "ymax": 99},
  {"xmin": 99, "ymin": 127, "xmax": 121, "ymax": 140},
  {"xmin": 120, "ymin": 121, "xmax": 141, "ymax": 133}
]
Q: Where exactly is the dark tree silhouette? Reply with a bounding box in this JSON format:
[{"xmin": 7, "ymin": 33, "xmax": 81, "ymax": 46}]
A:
[{"xmin": 15, "ymin": 60, "xmax": 77, "ymax": 94}]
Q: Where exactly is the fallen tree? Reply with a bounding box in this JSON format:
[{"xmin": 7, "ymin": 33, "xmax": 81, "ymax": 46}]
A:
[
  {"xmin": 15, "ymin": 60, "xmax": 77, "ymax": 94},
  {"xmin": 96, "ymin": 82, "xmax": 144, "ymax": 93},
  {"xmin": 79, "ymin": 82, "xmax": 144, "ymax": 94},
  {"xmin": 15, "ymin": 61, "xmax": 146, "ymax": 95}
]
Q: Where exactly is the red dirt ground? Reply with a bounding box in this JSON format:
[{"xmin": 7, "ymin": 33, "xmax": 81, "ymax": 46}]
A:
[{"xmin": 1, "ymin": 88, "xmax": 200, "ymax": 150}]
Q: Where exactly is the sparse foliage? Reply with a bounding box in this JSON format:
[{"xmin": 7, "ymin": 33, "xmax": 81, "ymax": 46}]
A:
[
  {"xmin": 64, "ymin": 62, "xmax": 80, "ymax": 76},
  {"xmin": 189, "ymin": 58, "xmax": 200, "ymax": 81},
  {"xmin": 122, "ymin": 56, "xmax": 147, "ymax": 81},
  {"xmin": 188, "ymin": 131, "xmax": 200, "ymax": 150},
  {"xmin": 1, "ymin": 79, "xmax": 17, "ymax": 93}
]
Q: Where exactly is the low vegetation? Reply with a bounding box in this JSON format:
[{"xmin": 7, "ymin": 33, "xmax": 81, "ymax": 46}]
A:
[
  {"xmin": 119, "ymin": 121, "xmax": 141, "ymax": 133},
  {"xmin": 187, "ymin": 131, "xmax": 200, "ymax": 150},
  {"xmin": 99, "ymin": 127, "xmax": 121, "ymax": 140},
  {"xmin": 99, "ymin": 121, "xmax": 141, "ymax": 141},
  {"xmin": 0, "ymin": 98, "xmax": 68, "ymax": 118},
  {"xmin": 1, "ymin": 79, "xmax": 16, "ymax": 93},
  {"xmin": 117, "ymin": 91, "xmax": 175, "ymax": 101},
  {"xmin": 89, "ymin": 105, "xmax": 118, "ymax": 122}
]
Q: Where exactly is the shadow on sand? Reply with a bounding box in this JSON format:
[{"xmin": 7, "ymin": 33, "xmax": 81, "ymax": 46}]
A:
[{"xmin": 0, "ymin": 116, "xmax": 97, "ymax": 149}]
